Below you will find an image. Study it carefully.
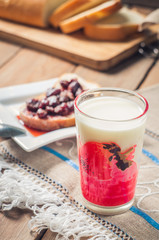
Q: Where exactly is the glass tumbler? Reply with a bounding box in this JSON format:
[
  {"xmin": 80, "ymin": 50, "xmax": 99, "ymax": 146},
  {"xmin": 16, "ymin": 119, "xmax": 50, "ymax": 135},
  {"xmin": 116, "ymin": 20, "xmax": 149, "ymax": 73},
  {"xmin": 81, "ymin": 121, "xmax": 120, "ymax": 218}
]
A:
[{"xmin": 74, "ymin": 88, "xmax": 148, "ymax": 215}]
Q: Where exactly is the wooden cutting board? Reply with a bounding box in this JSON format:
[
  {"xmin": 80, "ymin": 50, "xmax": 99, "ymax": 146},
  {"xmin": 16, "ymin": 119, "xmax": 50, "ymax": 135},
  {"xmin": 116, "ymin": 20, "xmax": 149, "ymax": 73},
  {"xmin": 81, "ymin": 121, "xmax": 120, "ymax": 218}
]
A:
[{"xmin": 0, "ymin": 19, "xmax": 158, "ymax": 71}]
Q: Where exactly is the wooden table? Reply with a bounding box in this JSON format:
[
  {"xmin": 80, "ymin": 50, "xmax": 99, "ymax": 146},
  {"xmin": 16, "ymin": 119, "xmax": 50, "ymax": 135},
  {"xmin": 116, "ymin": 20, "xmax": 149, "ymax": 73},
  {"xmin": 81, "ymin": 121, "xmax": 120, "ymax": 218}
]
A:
[{"xmin": 0, "ymin": 6, "xmax": 159, "ymax": 240}]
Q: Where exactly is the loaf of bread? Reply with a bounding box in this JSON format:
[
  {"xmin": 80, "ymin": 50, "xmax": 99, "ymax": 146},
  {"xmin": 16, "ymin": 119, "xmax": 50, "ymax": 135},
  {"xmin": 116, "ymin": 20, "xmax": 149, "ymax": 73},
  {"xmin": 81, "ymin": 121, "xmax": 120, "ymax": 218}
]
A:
[
  {"xmin": 0, "ymin": 0, "xmax": 68, "ymax": 27},
  {"xmin": 19, "ymin": 73, "xmax": 98, "ymax": 131},
  {"xmin": 84, "ymin": 7, "xmax": 144, "ymax": 41},
  {"xmin": 59, "ymin": 0, "xmax": 122, "ymax": 33},
  {"xmin": 49, "ymin": 0, "xmax": 109, "ymax": 27}
]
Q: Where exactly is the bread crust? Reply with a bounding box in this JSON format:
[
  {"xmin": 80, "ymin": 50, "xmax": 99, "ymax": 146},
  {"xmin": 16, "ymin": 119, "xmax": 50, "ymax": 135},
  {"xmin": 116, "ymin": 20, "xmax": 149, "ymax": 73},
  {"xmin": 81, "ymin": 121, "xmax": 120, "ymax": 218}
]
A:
[
  {"xmin": 0, "ymin": 0, "xmax": 67, "ymax": 27},
  {"xmin": 84, "ymin": 7, "xmax": 143, "ymax": 41},
  {"xmin": 20, "ymin": 108, "xmax": 75, "ymax": 131},
  {"xmin": 50, "ymin": 0, "xmax": 108, "ymax": 27},
  {"xmin": 0, "ymin": 0, "xmax": 47, "ymax": 27},
  {"xmin": 19, "ymin": 73, "xmax": 99, "ymax": 131},
  {"xmin": 59, "ymin": 0, "xmax": 122, "ymax": 33},
  {"xmin": 84, "ymin": 24, "xmax": 138, "ymax": 41}
]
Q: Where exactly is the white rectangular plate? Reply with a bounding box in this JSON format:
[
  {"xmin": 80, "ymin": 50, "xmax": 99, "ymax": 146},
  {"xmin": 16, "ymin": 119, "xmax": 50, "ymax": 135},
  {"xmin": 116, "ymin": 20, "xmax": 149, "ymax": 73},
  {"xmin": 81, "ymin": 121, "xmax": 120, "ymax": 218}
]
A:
[{"xmin": 0, "ymin": 79, "xmax": 76, "ymax": 152}]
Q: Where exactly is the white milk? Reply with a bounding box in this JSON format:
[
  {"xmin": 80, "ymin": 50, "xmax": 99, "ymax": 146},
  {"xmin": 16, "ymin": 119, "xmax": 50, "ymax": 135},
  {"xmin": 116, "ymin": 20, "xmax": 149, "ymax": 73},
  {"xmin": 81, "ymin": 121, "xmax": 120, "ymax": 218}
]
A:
[
  {"xmin": 79, "ymin": 97, "xmax": 142, "ymax": 121},
  {"xmin": 76, "ymin": 96, "xmax": 146, "ymax": 162}
]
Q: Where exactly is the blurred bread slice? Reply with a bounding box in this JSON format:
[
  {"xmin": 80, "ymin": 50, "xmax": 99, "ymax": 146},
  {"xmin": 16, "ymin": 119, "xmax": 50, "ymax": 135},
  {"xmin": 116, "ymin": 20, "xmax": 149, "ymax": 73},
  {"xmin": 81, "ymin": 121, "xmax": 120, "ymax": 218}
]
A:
[
  {"xmin": 84, "ymin": 7, "xmax": 144, "ymax": 41},
  {"xmin": 59, "ymin": 0, "xmax": 122, "ymax": 33},
  {"xmin": 50, "ymin": 0, "xmax": 109, "ymax": 27},
  {"xmin": 0, "ymin": 0, "xmax": 68, "ymax": 27}
]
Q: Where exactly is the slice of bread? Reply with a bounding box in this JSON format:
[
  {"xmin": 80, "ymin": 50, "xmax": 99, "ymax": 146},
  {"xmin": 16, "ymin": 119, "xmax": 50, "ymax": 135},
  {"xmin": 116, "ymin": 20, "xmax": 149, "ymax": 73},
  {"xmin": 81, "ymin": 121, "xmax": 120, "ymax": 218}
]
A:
[
  {"xmin": 50, "ymin": 0, "xmax": 109, "ymax": 27},
  {"xmin": 59, "ymin": 0, "xmax": 122, "ymax": 33},
  {"xmin": 20, "ymin": 107, "xmax": 76, "ymax": 131},
  {"xmin": 19, "ymin": 73, "xmax": 98, "ymax": 131},
  {"xmin": 0, "ymin": 0, "xmax": 68, "ymax": 27},
  {"xmin": 84, "ymin": 7, "xmax": 144, "ymax": 41}
]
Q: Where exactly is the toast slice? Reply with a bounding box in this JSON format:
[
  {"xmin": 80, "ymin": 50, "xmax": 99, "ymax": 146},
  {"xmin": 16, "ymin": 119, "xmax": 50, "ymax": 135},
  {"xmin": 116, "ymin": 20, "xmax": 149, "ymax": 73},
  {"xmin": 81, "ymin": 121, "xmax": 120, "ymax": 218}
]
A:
[
  {"xmin": 50, "ymin": 0, "xmax": 109, "ymax": 27},
  {"xmin": 59, "ymin": 0, "xmax": 122, "ymax": 33},
  {"xmin": 84, "ymin": 7, "xmax": 144, "ymax": 41},
  {"xmin": 0, "ymin": 0, "xmax": 68, "ymax": 27},
  {"xmin": 19, "ymin": 73, "xmax": 98, "ymax": 131}
]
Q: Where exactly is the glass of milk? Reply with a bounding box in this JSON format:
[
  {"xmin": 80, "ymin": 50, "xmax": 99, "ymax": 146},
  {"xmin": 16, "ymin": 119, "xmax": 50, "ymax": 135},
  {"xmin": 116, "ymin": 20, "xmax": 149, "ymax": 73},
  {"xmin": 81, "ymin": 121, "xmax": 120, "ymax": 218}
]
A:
[{"xmin": 74, "ymin": 88, "xmax": 148, "ymax": 215}]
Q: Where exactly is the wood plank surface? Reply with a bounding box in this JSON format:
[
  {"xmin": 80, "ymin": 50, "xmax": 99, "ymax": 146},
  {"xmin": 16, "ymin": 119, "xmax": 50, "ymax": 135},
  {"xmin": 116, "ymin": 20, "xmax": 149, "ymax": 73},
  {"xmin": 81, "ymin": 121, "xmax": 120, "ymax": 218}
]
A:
[
  {"xmin": 0, "ymin": 44, "xmax": 155, "ymax": 90},
  {"xmin": 0, "ymin": 40, "xmax": 21, "ymax": 67},
  {"xmin": 41, "ymin": 231, "xmax": 59, "ymax": 240},
  {"xmin": 41, "ymin": 229, "xmax": 87, "ymax": 240},
  {"xmin": 0, "ymin": 19, "xmax": 158, "ymax": 71},
  {"xmin": 140, "ymin": 60, "xmax": 159, "ymax": 89},
  {"xmin": 0, "ymin": 47, "xmax": 75, "ymax": 88},
  {"xmin": 74, "ymin": 54, "xmax": 155, "ymax": 90},
  {"xmin": 0, "ymin": 210, "xmax": 36, "ymax": 240}
]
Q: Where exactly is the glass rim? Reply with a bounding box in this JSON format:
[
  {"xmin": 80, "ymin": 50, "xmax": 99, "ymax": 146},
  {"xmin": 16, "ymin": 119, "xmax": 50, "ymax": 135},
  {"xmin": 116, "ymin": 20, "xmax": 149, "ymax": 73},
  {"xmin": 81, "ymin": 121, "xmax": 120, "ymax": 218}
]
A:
[{"xmin": 74, "ymin": 87, "xmax": 149, "ymax": 123}]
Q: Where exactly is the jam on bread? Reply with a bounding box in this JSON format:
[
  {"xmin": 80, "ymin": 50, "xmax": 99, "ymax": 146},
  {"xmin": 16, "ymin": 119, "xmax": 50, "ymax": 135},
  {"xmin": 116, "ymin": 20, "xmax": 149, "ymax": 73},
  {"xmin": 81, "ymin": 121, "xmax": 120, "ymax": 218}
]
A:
[{"xmin": 26, "ymin": 78, "xmax": 83, "ymax": 119}]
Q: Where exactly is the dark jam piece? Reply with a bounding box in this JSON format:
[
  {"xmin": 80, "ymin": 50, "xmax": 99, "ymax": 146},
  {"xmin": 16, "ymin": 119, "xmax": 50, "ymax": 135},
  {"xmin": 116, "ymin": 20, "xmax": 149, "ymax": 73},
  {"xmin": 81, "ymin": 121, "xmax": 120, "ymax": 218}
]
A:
[
  {"xmin": 37, "ymin": 109, "xmax": 47, "ymax": 119},
  {"xmin": 66, "ymin": 90, "xmax": 74, "ymax": 100},
  {"xmin": 68, "ymin": 80, "xmax": 81, "ymax": 96},
  {"xmin": 67, "ymin": 101, "xmax": 74, "ymax": 112},
  {"xmin": 27, "ymin": 99, "xmax": 40, "ymax": 112},
  {"xmin": 59, "ymin": 90, "xmax": 74, "ymax": 103},
  {"xmin": 46, "ymin": 106, "xmax": 56, "ymax": 115},
  {"xmin": 54, "ymin": 103, "xmax": 69, "ymax": 116},
  {"xmin": 60, "ymin": 80, "xmax": 69, "ymax": 89},
  {"xmin": 39, "ymin": 98, "xmax": 49, "ymax": 109},
  {"xmin": 47, "ymin": 96, "xmax": 59, "ymax": 107},
  {"xmin": 46, "ymin": 88, "xmax": 61, "ymax": 97},
  {"xmin": 75, "ymin": 87, "xmax": 83, "ymax": 97}
]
